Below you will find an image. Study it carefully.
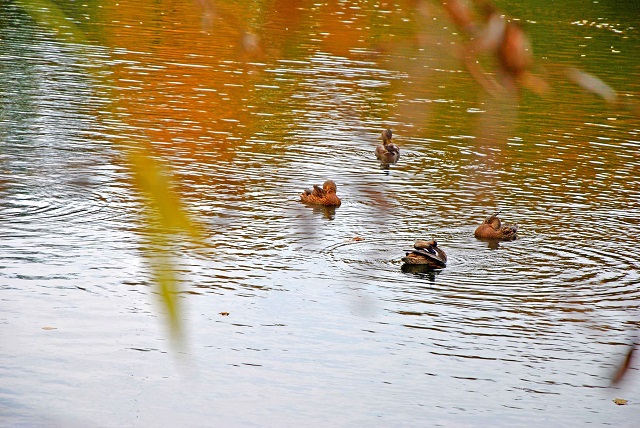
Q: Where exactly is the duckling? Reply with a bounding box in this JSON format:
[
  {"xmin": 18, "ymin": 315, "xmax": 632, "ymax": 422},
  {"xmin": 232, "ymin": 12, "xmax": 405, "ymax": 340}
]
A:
[
  {"xmin": 375, "ymin": 129, "xmax": 400, "ymax": 164},
  {"xmin": 474, "ymin": 211, "xmax": 517, "ymax": 240},
  {"xmin": 300, "ymin": 180, "xmax": 341, "ymax": 207},
  {"xmin": 401, "ymin": 239, "xmax": 447, "ymax": 268}
]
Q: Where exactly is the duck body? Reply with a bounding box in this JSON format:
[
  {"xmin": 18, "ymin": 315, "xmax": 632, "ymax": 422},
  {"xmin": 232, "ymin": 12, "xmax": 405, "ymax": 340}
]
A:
[
  {"xmin": 474, "ymin": 211, "xmax": 517, "ymax": 240},
  {"xmin": 375, "ymin": 129, "xmax": 400, "ymax": 164},
  {"xmin": 401, "ymin": 239, "xmax": 447, "ymax": 268},
  {"xmin": 300, "ymin": 180, "xmax": 341, "ymax": 207}
]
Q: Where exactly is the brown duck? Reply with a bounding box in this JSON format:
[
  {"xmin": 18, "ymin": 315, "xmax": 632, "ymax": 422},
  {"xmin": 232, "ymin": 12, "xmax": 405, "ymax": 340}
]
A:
[
  {"xmin": 474, "ymin": 211, "xmax": 517, "ymax": 240},
  {"xmin": 401, "ymin": 239, "xmax": 447, "ymax": 268},
  {"xmin": 300, "ymin": 180, "xmax": 341, "ymax": 207},
  {"xmin": 375, "ymin": 129, "xmax": 400, "ymax": 164}
]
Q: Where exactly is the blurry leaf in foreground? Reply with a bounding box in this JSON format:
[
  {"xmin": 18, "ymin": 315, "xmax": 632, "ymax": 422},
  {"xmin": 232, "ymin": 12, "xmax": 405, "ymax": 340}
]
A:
[
  {"xmin": 442, "ymin": 0, "xmax": 477, "ymax": 36},
  {"xmin": 193, "ymin": 0, "xmax": 217, "ymax": 29},
  {"xmin": 610, "ymin": 341, "xmax": 636, "ymax": 386},
  {"xmin": 444, "ymin": 0, "xmax": 548, "ymax": 96},
  {"xmin": 147, "ymin": 243, "xmax": 182, "ymax": 342},
  {"xmin": 124, "ymin": 145, "xmax": 206, "ymax": 345},
  {"xmin": 126, "ymin": 146, "xmax": 204, "ymax": 241},
  {"xmin": 566, "ymin": 68, "xmax": 617, "ymax": 103}
]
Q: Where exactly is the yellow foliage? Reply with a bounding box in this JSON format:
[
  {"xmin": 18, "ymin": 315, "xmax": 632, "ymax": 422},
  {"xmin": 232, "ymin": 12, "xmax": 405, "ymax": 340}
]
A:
[{"xmin": 124, "ymin": 145, "xmax": 205, "ymax": 344}]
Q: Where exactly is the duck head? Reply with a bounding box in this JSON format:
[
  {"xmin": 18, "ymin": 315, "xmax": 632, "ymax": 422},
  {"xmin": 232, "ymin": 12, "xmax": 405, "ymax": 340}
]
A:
[
  {"xmin": 485, "ymin": 211, "xmax": 502, "ymax": 230},
  {"xmin": 323, "ymin": 180, "xmax": 337, "ymax": 194}
]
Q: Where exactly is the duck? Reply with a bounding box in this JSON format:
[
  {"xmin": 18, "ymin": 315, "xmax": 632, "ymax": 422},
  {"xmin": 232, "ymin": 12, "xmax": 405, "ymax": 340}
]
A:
[
  {"xmin": 375, "ymin": 129, "xmax": 400, "ymax": 164},
  {"xmin": 474, "ymin": 211, "xmax": 518, "ymax": 240},
  {"xmin": 401, "ymin": 239, "xmax": 447, "ymax": 268},
  {"xmin": 300, "ymin": 180, "xmax": 341, "ymax": 207}
]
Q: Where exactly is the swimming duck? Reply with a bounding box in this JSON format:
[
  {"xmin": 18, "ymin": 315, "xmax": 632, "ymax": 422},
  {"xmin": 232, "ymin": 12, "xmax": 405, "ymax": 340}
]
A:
[
  {"xmin": 474, "ymin": 211, "xmax": 518, "ymax": 240},
  {"xmin": 401, "ymin": 239, "xmax": 447, "ymax": 268},
  {"xmin": 300, "ymin": 180, "xmax": 341, "ymax": 207},
  {"xmin": 375, "ymin": 129, "xmax": 400, "ymax": 164}
]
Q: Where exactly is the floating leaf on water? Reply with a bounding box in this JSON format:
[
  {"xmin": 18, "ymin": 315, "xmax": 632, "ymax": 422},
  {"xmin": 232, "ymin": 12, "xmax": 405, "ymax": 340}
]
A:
[
  {"xmin": 352, "ymin": 237, "xmax": 365, "ymax": 242},
  {"xmin": 42, "ymin": 326, "xmax": 57, "ymax": 330},
  {"xmin": 219, "ymin": 312, "xmax": 230, "ymax": 316},
  {"xmin": 613, "ymin": 398, "xmax": 628, "ymax": 406}
]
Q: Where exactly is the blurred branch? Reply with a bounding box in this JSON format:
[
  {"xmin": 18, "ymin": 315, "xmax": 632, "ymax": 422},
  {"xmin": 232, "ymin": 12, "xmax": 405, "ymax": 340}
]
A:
[
  {"xmin": 566, "ymin": 68, "xmax": 617, "ymax": 103},
  {"xmin": 443, "ymin": 0, "xmax": 548, "ymax": 96},
  {"xmin": 611, "ymin": 337, "xmax": 637, "ymax": 386}
]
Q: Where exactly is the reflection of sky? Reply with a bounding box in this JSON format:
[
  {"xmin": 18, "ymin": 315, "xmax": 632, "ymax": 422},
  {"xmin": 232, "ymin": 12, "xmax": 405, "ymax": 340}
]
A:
[{"xmin": 2, "ymin": 2, "xmax": 640, "ymax": 426}]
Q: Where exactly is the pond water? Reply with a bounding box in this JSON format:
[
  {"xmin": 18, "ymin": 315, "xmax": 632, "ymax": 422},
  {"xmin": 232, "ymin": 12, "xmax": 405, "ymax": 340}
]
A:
[{"xmin": 1, "ymin": 1, "xmax": 639, "ymax": 426}]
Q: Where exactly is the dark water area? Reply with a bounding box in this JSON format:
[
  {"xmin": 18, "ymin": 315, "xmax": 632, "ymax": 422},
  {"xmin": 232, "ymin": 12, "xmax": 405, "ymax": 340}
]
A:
[{"xmin": 1, "ymin": 1, "xmax": 639, "ymax": 426}]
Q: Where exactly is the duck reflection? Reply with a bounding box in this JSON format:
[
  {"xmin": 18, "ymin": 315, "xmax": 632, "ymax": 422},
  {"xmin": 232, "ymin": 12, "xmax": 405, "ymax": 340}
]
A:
[
  {"xmin": 310, "ymin": 204, "xmax": 337, "ymax": 220},
  {"xmin": 483, "ymin": 238, "xmax": 502, "ymax": 250},
  {"xmin": 379, "ymin": 162, "xmax": 391, "ymax": 173},
  {"xmin": 400, "ymin": 263, "xmax": 441, "ymax": 282}
]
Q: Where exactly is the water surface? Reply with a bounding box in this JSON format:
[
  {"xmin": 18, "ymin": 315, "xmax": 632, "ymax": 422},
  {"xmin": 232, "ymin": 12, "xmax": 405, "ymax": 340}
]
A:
[{"xmin": 1, "ymin": 1, "xmax": 639, "ymax": 426}]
